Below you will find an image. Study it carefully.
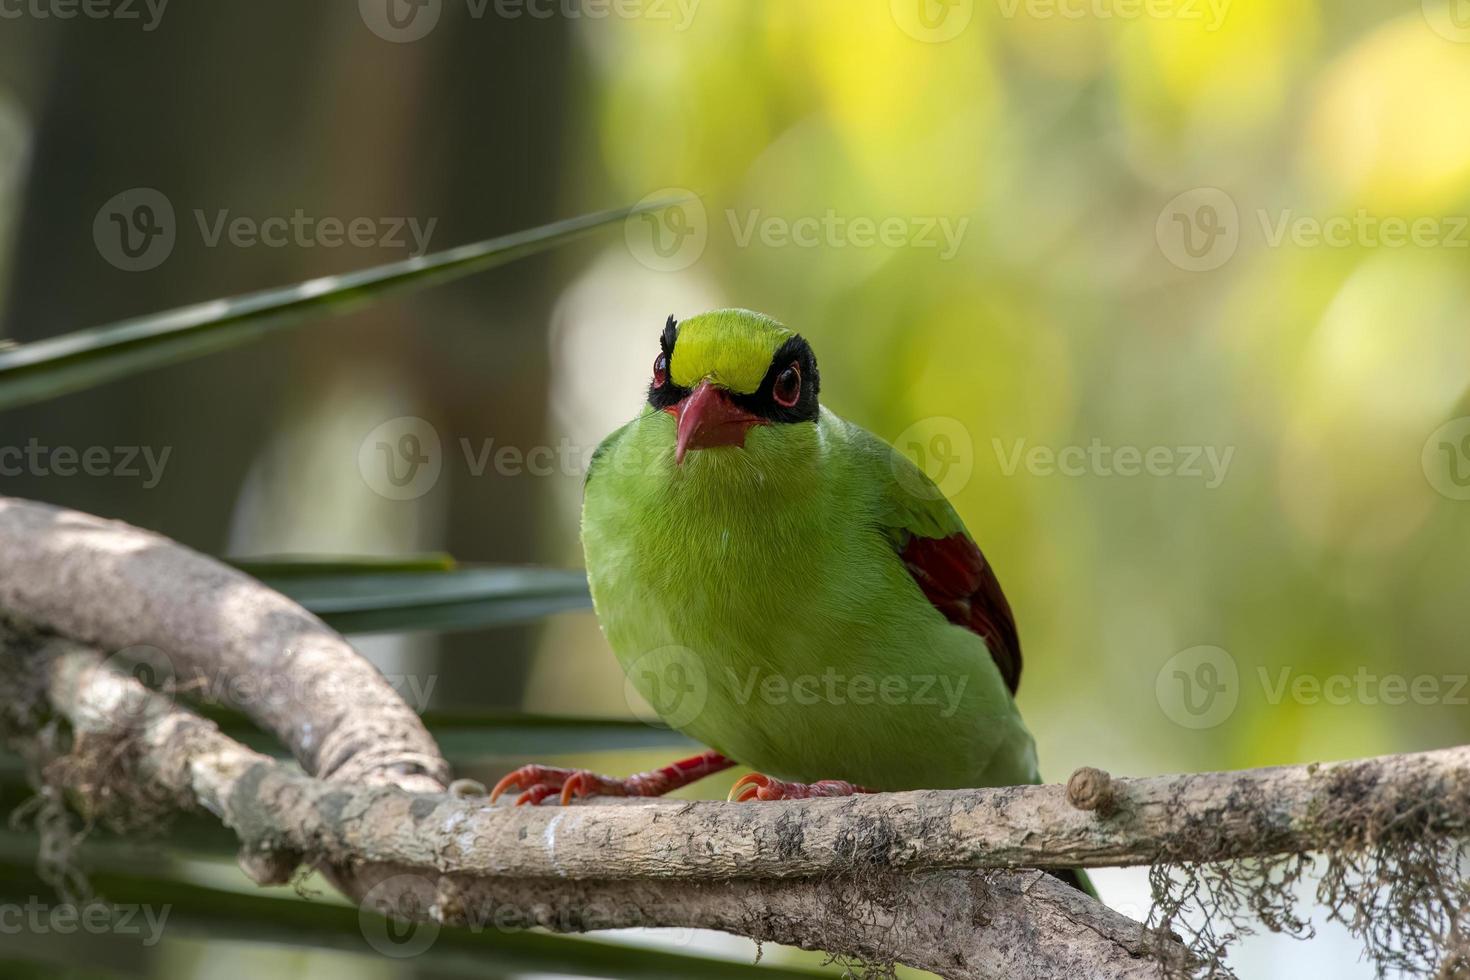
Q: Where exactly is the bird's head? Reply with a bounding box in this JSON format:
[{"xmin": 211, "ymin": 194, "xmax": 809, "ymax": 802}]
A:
[{"xmin": 647, "ymin": 309, "xmax": 820, "ymax": 465}]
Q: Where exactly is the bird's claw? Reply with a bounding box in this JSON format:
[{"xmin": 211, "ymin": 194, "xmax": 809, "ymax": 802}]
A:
[
  {"xmin": 492, "ymin": 751, "xmax": 737, "ymax": 805},
  {"xmin": 727, "ymin": 773, "xmax": 871, "ymax": 802},
  {"xmin": 558, "ymin": 770, "xmax": 629, "ymax": 804},
  {"xmin": 489, "ymin": 764, "xmax": 629, "ymax": 806}
]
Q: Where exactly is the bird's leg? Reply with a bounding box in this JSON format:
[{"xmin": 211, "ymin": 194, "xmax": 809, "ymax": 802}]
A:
[
  {"xmin": 727, "ymin": 772, "xmax": 876, "ymax": 802},
  {"xmin": 490, "ymin": 750, "xmax": 735, "ymax": 806}
]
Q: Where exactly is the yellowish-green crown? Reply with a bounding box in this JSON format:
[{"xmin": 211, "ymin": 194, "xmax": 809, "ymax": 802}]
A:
[{"xmin": 670, "ymin": 309, "xmax": 794, "ymax": 394}]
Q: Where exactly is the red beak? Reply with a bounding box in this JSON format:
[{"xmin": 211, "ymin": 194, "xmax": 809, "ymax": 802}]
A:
[{"xmin": 670, "ymin": 381, "xmax": 766, "ymax": 464}]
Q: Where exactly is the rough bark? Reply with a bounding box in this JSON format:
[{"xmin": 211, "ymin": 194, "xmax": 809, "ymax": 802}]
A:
[
  {"xmin": 0, "ymin": 496, "xmax": 1180, "ymax": 979},
  {"xmin": 1, "ymin": 636, "xmax": 1174, "ymax": 980},
  {"xmin": 0, "ymin": 497, "xmax": 447, "ymax": 792}
]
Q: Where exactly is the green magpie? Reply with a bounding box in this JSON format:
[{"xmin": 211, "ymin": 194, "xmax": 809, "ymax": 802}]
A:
[{"xmin": 494, "ymin": 310, "xmax": 1070, "ymax": 866}]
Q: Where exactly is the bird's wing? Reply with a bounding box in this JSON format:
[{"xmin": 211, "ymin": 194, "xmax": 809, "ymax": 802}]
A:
[{"xmin": 865, "ymin": 427, "xmax": 1023, "ymax": 695}]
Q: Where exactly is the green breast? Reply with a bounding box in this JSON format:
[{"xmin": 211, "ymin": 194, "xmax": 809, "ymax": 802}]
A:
[{"xmin": 580, "ymin": 407, "xmax": 1039, "ymax": 790}]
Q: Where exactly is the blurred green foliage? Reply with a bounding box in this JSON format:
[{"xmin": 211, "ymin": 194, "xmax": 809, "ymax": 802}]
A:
[
  {"xmin": 534, "ymin": 0, "xmax": 1470, "ymax": 784},
  {"xmin": 2, "ymin": 1, "xmax": 1469, "ymax": 977}
]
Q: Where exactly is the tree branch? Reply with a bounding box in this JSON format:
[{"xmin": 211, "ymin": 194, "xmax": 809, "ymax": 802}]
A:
[
  {"xmin": 0, "ymin": 497, "xmax": 447, "ymax": 792},
  {"xmin": 0, "ymin": 497, "xmax": 1177, "ymax": 979},
  {"xmin": 1, "ymin": 635, "xmax": 1173, "ymax": 980}
]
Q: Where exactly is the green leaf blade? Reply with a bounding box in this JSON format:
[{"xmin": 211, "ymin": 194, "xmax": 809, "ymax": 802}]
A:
[
  {"xmin": 235, "ymin": 557, "xmax": 593, "ymax": 635},
  {"xmin": 0, "ymin": 199, "xmax": 684, "ymax": 411}
]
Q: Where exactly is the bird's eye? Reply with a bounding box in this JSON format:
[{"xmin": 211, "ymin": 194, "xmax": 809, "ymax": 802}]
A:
[
  {"xmin": 652, "ymin": 353, "xmax": 669, "ymax": 388},
  {"xmin": 773, "ymin": 362, "xmax": 801, "ymax": 408}
]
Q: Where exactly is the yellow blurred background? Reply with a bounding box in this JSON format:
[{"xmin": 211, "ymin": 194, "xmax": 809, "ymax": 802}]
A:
[
  {"xmin": 538, "ymin": 0, "xmax": 1470, "ymax": 791},
  {"xmin": 3, "ymin": 1, "xmax": 1470, "ymax": 977}
]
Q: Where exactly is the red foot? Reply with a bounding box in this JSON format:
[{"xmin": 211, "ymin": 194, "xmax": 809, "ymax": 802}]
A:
[
  {"xmin": 727, "ymin": 773, "xmax": 875, "ymax": 802},
  {"xmin": 489, "ymin": 751, "xmax": 734, "ymax": 806}
]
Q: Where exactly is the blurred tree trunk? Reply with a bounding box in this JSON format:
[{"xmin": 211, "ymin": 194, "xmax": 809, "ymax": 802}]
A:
[{"xmin": 0, "ymin": 3, "xmax": 573, "ymax": 709}]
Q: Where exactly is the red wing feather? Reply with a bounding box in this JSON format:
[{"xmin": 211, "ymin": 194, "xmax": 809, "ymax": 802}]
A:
[{"xmin": 899, "ymin": 533, "xmax": 1022, "ymax": 694}]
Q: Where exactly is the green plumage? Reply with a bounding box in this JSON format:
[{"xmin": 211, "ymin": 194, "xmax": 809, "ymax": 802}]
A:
[{"xmin": 580, "ymin": 309, "xmax": 1040, "ymax": 791}]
